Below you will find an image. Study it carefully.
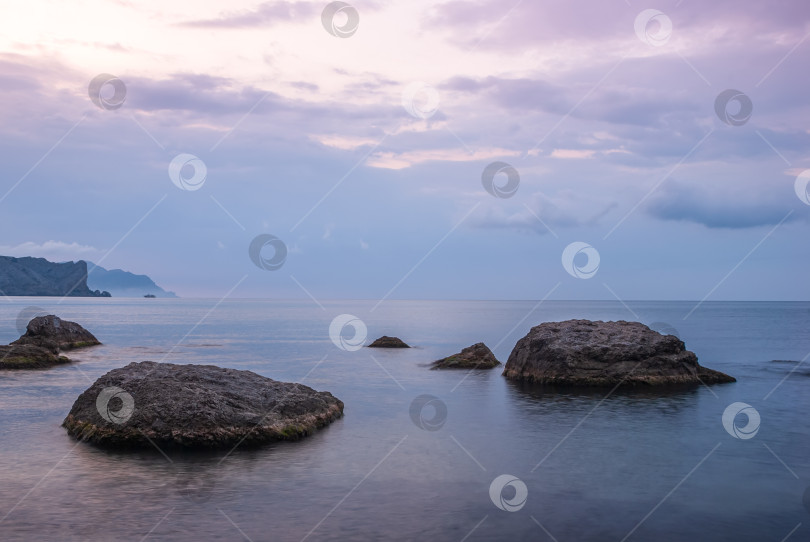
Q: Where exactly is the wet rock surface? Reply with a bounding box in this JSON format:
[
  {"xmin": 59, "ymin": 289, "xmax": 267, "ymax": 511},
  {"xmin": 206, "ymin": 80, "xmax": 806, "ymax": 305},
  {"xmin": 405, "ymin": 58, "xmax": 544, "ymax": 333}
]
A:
[
  {"xmin": 431, "ymin": 342, "xmax": 501, "ymax": 370},
  {"xmin": 502, "ymin": 319, "xmax": 735, "ymax": 387},
  {"xmin": 63, "ymin": 361, "xmax": 345, "ymax": 449},
  {"xmin": 368, "ymin": 336, "xmax": 410, "ymax": 348},
  {"xmin": 1, "ymin": 315, "xmax": 99, "ymax": 370}
]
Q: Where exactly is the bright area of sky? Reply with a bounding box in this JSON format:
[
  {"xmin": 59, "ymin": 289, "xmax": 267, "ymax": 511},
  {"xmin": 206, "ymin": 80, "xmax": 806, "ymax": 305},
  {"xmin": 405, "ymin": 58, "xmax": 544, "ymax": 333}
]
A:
[{"xmin": 0, "ymin": 0, "xmax": 808, "ymax": 301}]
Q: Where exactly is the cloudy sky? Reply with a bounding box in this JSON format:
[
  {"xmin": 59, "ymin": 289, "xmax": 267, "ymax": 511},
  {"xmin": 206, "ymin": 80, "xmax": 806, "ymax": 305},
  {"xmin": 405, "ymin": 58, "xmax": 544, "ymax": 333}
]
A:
[{"xmin": 0, "ymin": 0, "xmax": 808, "ymax": 300}]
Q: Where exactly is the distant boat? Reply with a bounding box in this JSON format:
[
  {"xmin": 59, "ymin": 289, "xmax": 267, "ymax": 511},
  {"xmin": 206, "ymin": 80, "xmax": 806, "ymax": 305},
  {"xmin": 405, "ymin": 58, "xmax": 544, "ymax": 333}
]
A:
[{"xmin": 143, "ymin": 294, "xmax": 156, "ymax": 298}]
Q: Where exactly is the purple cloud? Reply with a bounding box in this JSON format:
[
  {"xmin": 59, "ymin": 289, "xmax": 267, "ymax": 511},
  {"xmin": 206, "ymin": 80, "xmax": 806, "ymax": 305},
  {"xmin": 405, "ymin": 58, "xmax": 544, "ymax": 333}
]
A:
[{"xmin": 179, "ymin": 1, "xmax": 318, "ymax": 29}]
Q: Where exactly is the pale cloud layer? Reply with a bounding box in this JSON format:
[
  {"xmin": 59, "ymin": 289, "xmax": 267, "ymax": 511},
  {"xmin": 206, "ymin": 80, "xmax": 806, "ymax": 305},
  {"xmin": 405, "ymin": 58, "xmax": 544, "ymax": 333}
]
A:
[
  {"xmin": 0, "ymin": 241, "xmax": 103, "ymax": 262},
  {"xmin": 0, "ymin": 1, "xmax": 808, "ymax": 299}
]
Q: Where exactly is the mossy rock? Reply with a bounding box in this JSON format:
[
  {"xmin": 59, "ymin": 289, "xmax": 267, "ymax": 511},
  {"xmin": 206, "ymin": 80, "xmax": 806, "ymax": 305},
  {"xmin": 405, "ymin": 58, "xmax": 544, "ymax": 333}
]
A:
[
  {"xmin": 431, "ymin": 343, "xmax": 501, "ymax": 370},
  {"xmin": 368, "ymin": 336, "xmax": 410, "ymax": 348},
  {"xmin": 0, "ymin": 345, "xmax": 70, "ymax": 370}
]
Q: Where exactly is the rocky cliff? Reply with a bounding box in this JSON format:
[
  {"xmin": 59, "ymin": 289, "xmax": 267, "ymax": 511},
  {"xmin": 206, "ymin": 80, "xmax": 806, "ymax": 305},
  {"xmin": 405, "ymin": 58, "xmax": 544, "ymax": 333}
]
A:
[{"xmin": 0, "ymin": 256, "xmax": 110, "ymax": 297}]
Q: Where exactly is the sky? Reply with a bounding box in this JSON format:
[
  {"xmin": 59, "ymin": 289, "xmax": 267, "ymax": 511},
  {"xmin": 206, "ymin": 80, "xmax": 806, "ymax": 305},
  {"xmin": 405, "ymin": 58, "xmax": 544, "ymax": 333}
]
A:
[{"xmin": 0, "ymin": 0, "xmax": 808, "ymax": 301}]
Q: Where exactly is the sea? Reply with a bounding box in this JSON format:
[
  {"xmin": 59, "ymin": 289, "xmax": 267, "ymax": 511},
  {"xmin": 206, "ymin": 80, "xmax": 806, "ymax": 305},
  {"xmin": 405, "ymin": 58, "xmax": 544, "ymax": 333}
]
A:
[{"xmin": 0, "ymin": 298, "xmax": 808, "ymax": 541}]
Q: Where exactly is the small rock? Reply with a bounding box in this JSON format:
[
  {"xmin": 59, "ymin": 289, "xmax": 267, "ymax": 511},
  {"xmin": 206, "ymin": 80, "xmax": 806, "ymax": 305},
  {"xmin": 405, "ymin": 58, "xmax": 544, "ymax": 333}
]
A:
[
  {"xmin": 368, "ymin": 336, "xmax": 410, "ymax": 348},
  {"xmin": 431, "ymin": 343, "xmax": 501, "ymax": 370}
]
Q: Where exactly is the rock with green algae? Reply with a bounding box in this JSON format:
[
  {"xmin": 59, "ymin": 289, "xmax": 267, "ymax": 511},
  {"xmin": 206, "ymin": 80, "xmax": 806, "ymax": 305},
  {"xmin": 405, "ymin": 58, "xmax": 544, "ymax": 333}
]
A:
[
  {"xmin": 431, "ymin": 343, "xmax": 501, "ymax": 370},
  {"xmin": 0, "ymin": 344, "xmax": 71, "ymax": 369},
  {"xmin": 0, "ymin": 315, "xmax": 100, "ymax": 370},
  {"xmin": 367, "ymin": 336, "xmax": 410, "ymax": 348}
]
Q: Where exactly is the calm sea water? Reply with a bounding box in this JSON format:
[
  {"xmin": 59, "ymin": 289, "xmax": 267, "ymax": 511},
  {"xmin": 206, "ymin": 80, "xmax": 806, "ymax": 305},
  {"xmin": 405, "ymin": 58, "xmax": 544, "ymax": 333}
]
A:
[{"xmin": 0, "ymin": 298, "xmax": 808, "ymax": 541}]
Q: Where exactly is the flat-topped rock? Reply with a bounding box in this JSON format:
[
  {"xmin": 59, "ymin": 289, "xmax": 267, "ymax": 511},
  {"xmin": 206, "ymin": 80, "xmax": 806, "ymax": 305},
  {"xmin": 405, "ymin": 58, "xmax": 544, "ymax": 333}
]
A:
[
  {"xmin": 63, "ymin": 361, "xmax": 344, "ymax": 449},
  {"xmin": 368, "ymin": 336, "xmax": 410, "ymax": 348},
  {"xmin": 0, "ymin": 315, "xmax": 100, "ymax": 370},
  {"xmin": 502, "ymin": 319, "xmax": 735, "ymax": 387},
  {"xmin": 431, "ymin": 342, "xmax": 501, "ymax": 370}
]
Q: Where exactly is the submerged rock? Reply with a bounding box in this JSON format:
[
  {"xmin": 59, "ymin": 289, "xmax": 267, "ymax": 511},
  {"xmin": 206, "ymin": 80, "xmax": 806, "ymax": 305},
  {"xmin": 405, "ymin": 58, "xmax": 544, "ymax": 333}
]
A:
[
  {"xmin": 0, "ymin": 315, "xmax": 100, "ymax": 370},
  {"xmin": 63, "ymin": 361, "xmax": 344, "ymax": 449},
  {"xmin": 502, "ymin": 319, "xmax": 735, "ymax": 387},
  {"xmin": 368, "ymin": 336, "xmax": 410, "ymax": 348},
  {"xmin": 431, "ymin": 343, "xmax": 501, "ymax": 370}
]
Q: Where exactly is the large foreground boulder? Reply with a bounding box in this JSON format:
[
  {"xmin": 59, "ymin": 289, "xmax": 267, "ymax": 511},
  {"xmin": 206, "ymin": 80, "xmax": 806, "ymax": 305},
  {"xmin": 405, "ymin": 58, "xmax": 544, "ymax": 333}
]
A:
[
  {"xmin": 0, "ymin": 315, "xmax": 99, "ymax": 370},
  {"xmin": 431, "ymin": 343, "xmax": 501, "ymax": 370},
  {"xmin": 502, "ymin": 320, "xmax": 735, "ymax": 387},
  {"xmin": 63, "ymin": 361, "xmax": 344, "ymax": 449}
]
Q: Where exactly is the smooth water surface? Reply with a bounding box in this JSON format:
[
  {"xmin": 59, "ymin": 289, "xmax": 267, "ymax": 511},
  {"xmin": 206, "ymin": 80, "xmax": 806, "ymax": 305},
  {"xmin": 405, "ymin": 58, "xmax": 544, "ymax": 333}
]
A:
[{"xmin": 0, "ymin": 299, "xmax": 808, "ymax": 541}]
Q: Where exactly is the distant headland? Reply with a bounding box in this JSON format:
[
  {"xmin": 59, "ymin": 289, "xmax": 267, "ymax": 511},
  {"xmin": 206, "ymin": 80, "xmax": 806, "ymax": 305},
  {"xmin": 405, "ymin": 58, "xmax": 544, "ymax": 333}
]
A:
[
  {"xmin": 0, "ymin": 255, "xmax": 175, "ymax": 298},
  {"xmin": 85, "ymin": 261, "xmax": 176, "ymax": 298}
]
